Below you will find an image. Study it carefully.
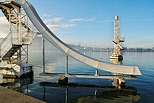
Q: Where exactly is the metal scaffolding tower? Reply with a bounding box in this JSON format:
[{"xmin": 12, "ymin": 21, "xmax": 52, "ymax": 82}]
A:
[{"xmin": 110, "ymin": 7, "xmax": 124, "ymax": 61}]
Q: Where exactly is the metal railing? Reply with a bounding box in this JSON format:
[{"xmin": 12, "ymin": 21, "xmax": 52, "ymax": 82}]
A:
[
  {"xmin": 0, "ymin": 24, "xmax": 37, "ymax": 59},
  {"xmin": 0, "ymin": 32, "xmax": 12, "ymax": 58},
  {"xmin": 0, "ymin": 31, "xmax": 21, "ymax": 59},
  {"xmin": 0, "ymin": 1, "xmax": 37, "ymax": 61}
]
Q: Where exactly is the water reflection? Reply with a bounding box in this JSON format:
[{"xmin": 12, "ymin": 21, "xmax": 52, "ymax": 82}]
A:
[
  {"xmin": 0, "ymin": 77, "xmax": 33, "ymax": 94},
  {"xmin": 39, "ymin": 82, "xmax": 141, "ymax": 103},
  {"xmin": 72, "ymin": 89, "xmax": 140, "ymax": 103}
]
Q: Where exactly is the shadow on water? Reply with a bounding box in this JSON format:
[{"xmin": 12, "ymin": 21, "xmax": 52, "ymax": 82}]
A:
[
  {"xmin": 71, "ymin": 89, "xmax": 140, "ymax": 103},
  {"xmin": 39, "ymin": 82, "xmax": 141, "ymax": 103}
]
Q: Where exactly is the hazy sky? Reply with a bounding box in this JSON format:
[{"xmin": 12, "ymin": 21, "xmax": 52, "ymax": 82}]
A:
[{"xmin": 0, "ymin": 0, "xmax": 154, "ymax": 48}]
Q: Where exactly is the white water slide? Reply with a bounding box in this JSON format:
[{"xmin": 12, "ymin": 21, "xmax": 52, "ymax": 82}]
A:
[{"xmin": 5, "ymin": 0, "xmax": 141, "ymax": 75}]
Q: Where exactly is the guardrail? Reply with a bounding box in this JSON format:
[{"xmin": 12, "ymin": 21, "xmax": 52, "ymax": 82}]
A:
[
  {"xmin": 0, "ymin": 32, "xmax": 20, "ymax": 58},
  {"xmin": 0, "ymin": 32, "xmax": 12, "ymax": 58}
]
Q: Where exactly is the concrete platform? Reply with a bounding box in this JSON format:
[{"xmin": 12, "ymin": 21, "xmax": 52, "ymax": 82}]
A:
[
  {"xmin": 0, "ymin": 86, "xmax": 46, "ymax": 103},
  {"xmin": 40, "ymin": 73, "xmax": 137, "ymax": 80}
]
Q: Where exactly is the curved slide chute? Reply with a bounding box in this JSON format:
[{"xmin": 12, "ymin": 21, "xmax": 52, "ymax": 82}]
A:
[{"xmin": 6, "ymin": 0, "xmax": 141, "ymax": 75}]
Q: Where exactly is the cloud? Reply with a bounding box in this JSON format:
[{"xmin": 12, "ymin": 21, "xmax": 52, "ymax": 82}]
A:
[
  {"xmin": 43, "ymin": 14, "xmax": 51, "ymax": 17},
  {"xmin": 0, "ymin": 16, "xmax": 9, "ymax": 37},
  {"xmin": 69, "ymin": 18, "xmax": 113, "ymax": 23},
  {"xmin": 44, "ymin": 18, "xmax": 63, "ymax": 24},
  {"xmin": 63, "ymin": 39, "xmax": 96, "ymax": 44},
  {"xmin": 57, "ymin": 31, "xmax": 75, "ymax": 35},
  {"xmin": 47, "ymin": 24, "xmax": 77, "ymax": 31},
  {"xmin": 61, "ymin": 24, "xmax": 77, "ymax": 28},
  {"xmin": 69, "ymin": 18, "xmax": 95, "ymax": 23},
  {"xmin": 47, "ymin": 25, "xmax": 60, "ymax": 31},
  {"xmin": 95, "ymin": 19, "xmax": 114, "ymax": 22},
  {"xmin": 69, "ymin": 18, "xmax": 83, "ymax": 22},
  {"xmin": 66, "ymin": 31, "xmax": 74, "ymax": 33}
]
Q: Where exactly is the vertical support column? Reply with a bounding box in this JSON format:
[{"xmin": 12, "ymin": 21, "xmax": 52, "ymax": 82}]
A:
[
  {"xmin": 26, "ymin": 85, "xmax": 28, "ymax": 95},
  {"xmin": 58, "ymin": 55, "xmax": 68, "ymax": 84},
  {"xmin": 18, "ymin": 47, "xmax": 21, "ymax": 64},
  {"xmin": 17, "ymin": 7, "xmax": 21, "ymax": 44},
  {"xmin": 66, "ymin": 55, "xmax": 68, "ymax": 75},
  {"xmin": 42, "ymin": 36, "xmax": 45, "ymax": 73},
  {"xmin": 19, "ymin": 7, "xmax": 21, "ymax": 44},
  {"xmin": 95, "ymin": 68, "xmax": 98, "ymax": 76},
  {"xmin": 43, "ymin": 86, "xmax": 46, "ymax": 101},
  {"xmin": 26, "ymin": 45, "xmax": 28, "ymax": 63},
  {"xmin": 9, "ymin": 9, "xmax": 12, "ymax": 44},
  {"xmin": 17, "ymin": 7, "xmax": 19, "ymax": 44},
  {"xmin": 95, "ymin": 90, "xmax": 97, "ymax": 96},
  {"xmin": 0, "ymin": 45, "xmax": 2, "ymax": 58},
  {"xmin": 65, "ymin": 88, "xmax": 68, "ymax": 103}
]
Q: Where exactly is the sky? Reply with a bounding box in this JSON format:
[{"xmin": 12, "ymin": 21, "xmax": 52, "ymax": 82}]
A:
[{"xmin": 0, "ymin": 0, "xmax": 154, "ymax": 48}]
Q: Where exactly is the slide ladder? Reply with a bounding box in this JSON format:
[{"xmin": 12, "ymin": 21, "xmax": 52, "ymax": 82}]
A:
[{"xmin": 0, "ymin": 1, "xmax": 36, "ymax": 63}]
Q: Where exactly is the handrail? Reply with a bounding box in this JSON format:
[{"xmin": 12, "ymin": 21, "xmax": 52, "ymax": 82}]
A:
[
  {"xmin": 0, "ymin": 23, "xmax": 36, "ymax": 58},
  {"xmin": 0, "ymin": 32, "xmax": 12, "ymax": 46},
  {"xmin": 0, "ymin": 1, "xmax": 37, "ymax": 60},
  {"xmin": 0, "ymin": 45, "xmax": 1, "ymax": 57},
  {"xmin": 0, "ymin": 32, "xmax": 12, "ymax": 58}
]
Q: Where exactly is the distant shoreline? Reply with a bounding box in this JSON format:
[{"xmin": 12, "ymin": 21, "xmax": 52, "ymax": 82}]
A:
[{"xmin": 0, "ymin": 38, "xmax": 153, "ymax": 52}]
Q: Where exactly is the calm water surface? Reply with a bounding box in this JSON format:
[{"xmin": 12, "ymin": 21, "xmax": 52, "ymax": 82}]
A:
[{"xmin": 0, "ymin": 37, "xmax": 154, "ymax": 103}]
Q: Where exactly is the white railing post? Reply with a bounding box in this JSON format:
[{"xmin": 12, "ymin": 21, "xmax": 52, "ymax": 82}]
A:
[
  {"xmin": 9, "ymin": 9, "xmax": 12, "ymax": 45},
  {"xmin": 0, "ymin": 45, "xmax": 1, "ymax": 58},
  {"xmin": 19, "ymin": 8, "xmax": 21, "ymax": 44},
  {"xmin": 95, "ymin": 68, "xmax": 98, "ymax": 76},
  {"xmin": 66, "ymin": 55, "xmax": 68, "ymax": 75},
  {"xmin": 42, "ymin": 36, "xmax": 45, "ymax": 73}
]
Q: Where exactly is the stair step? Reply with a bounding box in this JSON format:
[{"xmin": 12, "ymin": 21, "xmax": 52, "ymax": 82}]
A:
[
  {"xmin": 2, "ymin": 45, "xmax": 22, "ymax": 59},
  {"xmin": 2, "ymin": 57, "xmax": 10, "ymax": 60}
]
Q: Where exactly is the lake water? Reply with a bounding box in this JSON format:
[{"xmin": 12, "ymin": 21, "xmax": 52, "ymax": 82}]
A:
[{"xmin": 0, "ymin": 37, "xmax": 154, "ymax": 103}]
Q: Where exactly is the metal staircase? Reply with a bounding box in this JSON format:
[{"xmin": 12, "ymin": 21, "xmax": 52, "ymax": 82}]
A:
[{"xmin": 0, "ymin": 1, "xmax": 37, "ymax": 63}]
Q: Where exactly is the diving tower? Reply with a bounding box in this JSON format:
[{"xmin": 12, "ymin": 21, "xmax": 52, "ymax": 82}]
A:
[
  {"xmin": 0, "ymin": 0, "xmax": 141, "ymax": 82},
  {"xmin": 110, "ymin": 7, "xmax": 124, "ymax": 61}
]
